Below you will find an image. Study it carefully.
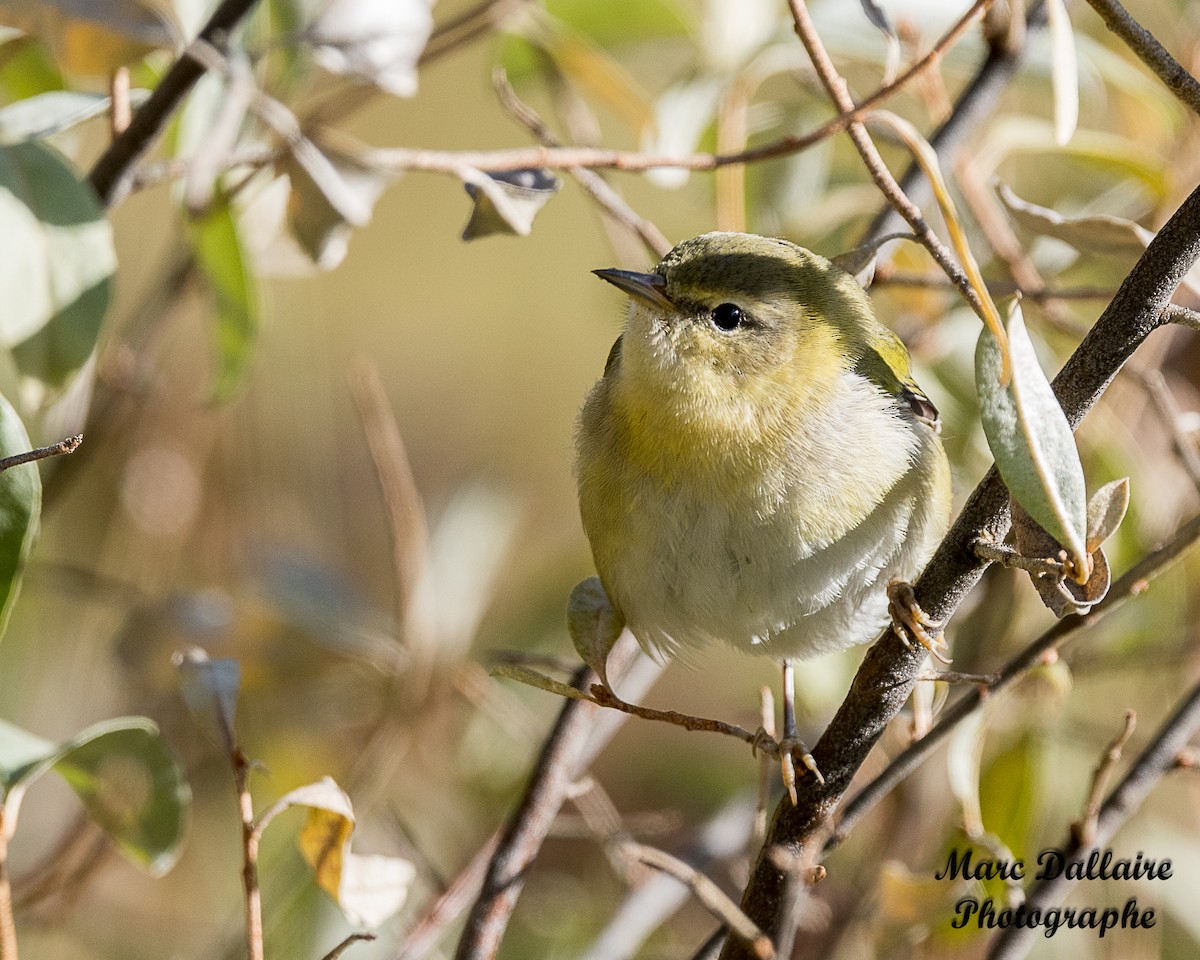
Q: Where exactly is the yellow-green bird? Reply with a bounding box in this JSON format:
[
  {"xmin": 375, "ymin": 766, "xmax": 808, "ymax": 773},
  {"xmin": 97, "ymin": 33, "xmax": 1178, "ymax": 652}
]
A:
[{"xmin": 575, "ymin": 232, "xmax": 952, "ymax": 774}]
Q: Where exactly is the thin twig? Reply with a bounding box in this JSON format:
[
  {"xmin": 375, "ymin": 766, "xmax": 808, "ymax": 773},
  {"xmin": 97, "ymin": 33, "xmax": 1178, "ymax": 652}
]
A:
[
  {"xmin": 987, "ymin": 679, "xmax": 1200, "ymax": 959},
  {"xmin": 491, "ymin": 69, "xmax": 671, "ymax": 259},
  {"xmin": 1164, "ymin": 304, "xmax": 1200, "ymax": 330},
  {"xmin": 1082, "ymin": 0, "xmax": 1200, "ymax": 117},
  {"xmin": 629, "ymin": 844, "xmax": 774, "ymax": 960},
  {"xmin": 233, "ymin": 749, "xmax": 264, "ymax": 960},
  {"xmin": 786, "ymin": 0, "xmax": 988, "ymax": 325},
  {"xmin": 914, "ymin": 670, "xmax": 1001, "ymax": 684},
  {"xmin": 872, "ymin": 268, "xmax": 1114, "ymax": 302},
  {"xmin": 588, "ymin": 685, "xmax": 764, "ymax": 748},
  {"xmin": 88, "ymin": 0, "xmax": 263, "ymax": 207},
  {"xmin": 971, "ymin": 538, "xmax": 1066, "ymax": 577},
  {"xmin": 320, "ymin": 933, "xmax": 377, "ymax": 960},
  {"xmin": 1129, "ymin": 367, "xmax": 1200, "ymax": 490},
  {"xmin": 1072, "ymin": 709, "xmax": 1137, "ymax": 846},
  {"xmin": 0, "ymin": 809, "xmax": 17, "ymax": 960},
  {"xmin": 0, "ymin": 435, "xmax": 82, "ymax": 473}
]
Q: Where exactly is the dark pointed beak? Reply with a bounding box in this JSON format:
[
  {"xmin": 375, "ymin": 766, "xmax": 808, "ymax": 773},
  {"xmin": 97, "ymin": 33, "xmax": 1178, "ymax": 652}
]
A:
[{"xmin": 593, "ymin": 268, "xmax": 675, "ymax": 311}]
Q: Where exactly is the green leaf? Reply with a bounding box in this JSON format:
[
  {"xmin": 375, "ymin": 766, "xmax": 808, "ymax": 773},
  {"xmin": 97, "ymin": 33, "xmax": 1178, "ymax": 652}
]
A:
[
  {"xmin": 976, "ymin": 300, "xmax": 1088, "ymax": 575},
  {"xmin": 189, "ymin": 199, "xmax": 260, "ymax": 401},
  {"xmin": 0, "ymin": 140, "xmax": 116, "ymax": 387},
  {"xmin": 0, "ymin": 394, "xmax": 39, "ymax": 643},
  {"xmin": 0, "ymin": 716, "xmax": 190, "ymax": 875},
  {"xmin": 0, "ymin": 35, "xmax": 66, "ymax": 100}
]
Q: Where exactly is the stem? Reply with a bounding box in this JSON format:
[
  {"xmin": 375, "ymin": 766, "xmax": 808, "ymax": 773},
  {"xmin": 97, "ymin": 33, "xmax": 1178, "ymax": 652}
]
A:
[
  {"xmin": 0, "ymin": 436, "xmax": 82, "ymax": 474},
  {"xmin": 234, "ymin": 749, "xmax": 264, "ymax": 960},
  {"xmin": 0, "ymin": 809, "xmax": 17, "ymax": 960}
]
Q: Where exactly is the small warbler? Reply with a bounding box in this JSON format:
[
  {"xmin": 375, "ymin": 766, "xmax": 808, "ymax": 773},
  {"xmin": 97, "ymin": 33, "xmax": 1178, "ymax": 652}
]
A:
[{"xmin": 575, "ymin": 232, "xmax": 951, "ymax": 769}]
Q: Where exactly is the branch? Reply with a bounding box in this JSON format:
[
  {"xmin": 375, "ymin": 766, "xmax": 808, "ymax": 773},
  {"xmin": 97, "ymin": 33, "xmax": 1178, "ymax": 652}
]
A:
[
  {"xmin": 88, "ymin": 0, "xmax": 263, "ymax": 207},
  {"xmin": 863, "ymin": 2, "xmax": 1047, "ymax": 245},
  {"xmin": 0, "ymin": 435, "xmax": 82, "ymax": 473},
  {"xmin": 1082, "ymin": 0, "xmax": 1200, "ymax": 117},
  {"xmin": 716, "ymin": 175, "xmax": 1200, "ymax": 960},
  {"xmin": 453, "ymin": 635, "xmax": 662, "ymax": 960},
  {"xmin": 987, "ymin": 676, "xmax": 1200, "ymax": 960}
]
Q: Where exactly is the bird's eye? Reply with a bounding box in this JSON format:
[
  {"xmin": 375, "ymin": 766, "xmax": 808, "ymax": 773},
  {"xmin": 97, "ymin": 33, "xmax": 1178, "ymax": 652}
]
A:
[{"xmin": 711, "ymin": 303, "xmax": 744, "ymax": 331}]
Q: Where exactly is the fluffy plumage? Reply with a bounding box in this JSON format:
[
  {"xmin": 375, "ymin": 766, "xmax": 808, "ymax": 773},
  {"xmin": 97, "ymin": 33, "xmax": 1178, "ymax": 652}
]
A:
[{"xmin": 575, "ymin": 232, "xmax": 951, "ymax": 661}]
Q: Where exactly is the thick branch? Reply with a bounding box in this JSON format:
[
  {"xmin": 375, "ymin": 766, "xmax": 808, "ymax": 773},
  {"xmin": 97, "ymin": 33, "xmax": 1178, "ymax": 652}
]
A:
[
  {"xmin": 88, "ymin": 0, "xmax": 262, "ymax": 207},
  {"xmin": 718, "ymin": 176, "xmax": 1200, "ymax": 960}
]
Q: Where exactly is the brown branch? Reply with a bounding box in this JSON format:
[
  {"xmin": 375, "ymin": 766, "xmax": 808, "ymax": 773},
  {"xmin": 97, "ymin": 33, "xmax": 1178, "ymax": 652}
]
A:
[
  {"xmin": 1164, "ymin": 304, "xmax": 1200, "ymax": 330},
  {"xmin": 453, "ymin": 634, "xmax": 658, "ymax": 960},
  {"xmin": 987, "ymin": 677, "xmax": 1200, "ymax": 959},
  {"xmin": 0, "ymin": 436, "xmax": 82, "ymax": 474},
  {"xmin": 588, "ymin": 684, "xmax": 763, "ymax": 747},
  {"xmin": 321, "ymin": 933, "xmax": 377, "ymax": 960},
  {"xmin": 1082, "ymin": 0, "xmax": 1200, "ymax": 117},
  {"xmin": 88, "ymin": 0, "xmax": 263, "ymax": 207},
  {"xmin": 233, "ymin": 749, "xmax": 264, "ymax": 960},
  {"xmin": 786, "ymin": 0, "xmax": 987, "ymax": 323},
  {"xmin": 628, "ymin": 844, "xmax": 774, "ymax": 960},
  {"xmin": 863, "ymin": 2, "xmax": 1046, "ymax": 245},
  {"xmin": 1072, "ymin": 708, "xmax": 1137, "ymax": 847},
  {"xmin": 717, "ymin": 175, "xmax": 1200, "ymax": 960}
]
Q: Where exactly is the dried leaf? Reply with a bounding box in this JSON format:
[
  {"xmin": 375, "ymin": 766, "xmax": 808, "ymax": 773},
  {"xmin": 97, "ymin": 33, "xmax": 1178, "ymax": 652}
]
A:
[{"xmin": 460, "ymin": 167, "xmax": 560, "ymax": 240}]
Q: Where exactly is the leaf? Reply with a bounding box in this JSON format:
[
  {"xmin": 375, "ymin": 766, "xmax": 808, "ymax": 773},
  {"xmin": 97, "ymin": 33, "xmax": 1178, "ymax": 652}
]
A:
[
  {"xmin": 976, "ymin": 300, "xmax": 1088, "ymax": 578},
  {"xmin": 1085, "ymin": 477, "xmax": 1129, "ymax": 553},
  {"xmin": 491, "ymin": 664, "xmax": 591, "ymax": 702},
  {"xmin": 1044, "ymin": 0, "xmax": 1078, "ymax": 145},
  {"xmin": 640, "ymin": 74, "xmax": 723, "ymax": 188},
  {"xmin": 263, "ymin": 777, "xmax": 416, "ymax": 928},
  {"xmin": 566, "ymin": 576, "xmax": 623, "ymax": 687},
  {"xmin": 189, "ymin": 198, "xmax": 260, "ymax": 401},
  {"xmin": 0, "ymin": 89, "xmax": 148, "ymax": 142},
  {"xmin": 0, "ymin": 140, "xmax": 116, "ymax": 387},
  {"xmin": 175, "ymin": 648, "xmax": 240, "ymax": 754},
  {"xmin": 305, "ymin": 0, "xmax": 434, "ymax": 97},
  {"xmin": 460, "ymin": 168, "xmax": 561, "ymax": 240},
  {"xmin": 947, "ymin": 711, "xmax": 985, "ymax": 838},
  {"xmin": 0, "ymin": 716, "xmax": 190, "ymax": 875},
  {"xmin": 0, "ymin": 394, "xmax": 38, "ymax": 643},
  {"xmin": 282, "ymin": 137, "xmax": 394, "ymax": 270}
]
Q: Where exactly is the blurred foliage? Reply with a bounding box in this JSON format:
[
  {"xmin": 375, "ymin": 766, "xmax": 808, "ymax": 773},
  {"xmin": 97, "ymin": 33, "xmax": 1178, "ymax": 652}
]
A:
[{"xmin": 0, "ymin": 0, "xmax": 1195, "ymax": 959}]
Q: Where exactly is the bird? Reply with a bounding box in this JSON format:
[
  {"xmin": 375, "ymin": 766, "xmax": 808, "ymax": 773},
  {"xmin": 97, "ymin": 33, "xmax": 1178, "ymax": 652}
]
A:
[{"xmin": 574, "ymin": 231, "xmax": 952, "ymax": 790}]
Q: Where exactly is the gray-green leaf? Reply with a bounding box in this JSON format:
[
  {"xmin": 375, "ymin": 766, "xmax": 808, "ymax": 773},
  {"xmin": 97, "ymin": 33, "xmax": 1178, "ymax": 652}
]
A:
[
  {"xmin": 566, "ymin": 576, "xmax": 623, "ymax": 687},
  {"xmin": 976, "ymin": 300, "xmax": 1088, "ymax": 576}
]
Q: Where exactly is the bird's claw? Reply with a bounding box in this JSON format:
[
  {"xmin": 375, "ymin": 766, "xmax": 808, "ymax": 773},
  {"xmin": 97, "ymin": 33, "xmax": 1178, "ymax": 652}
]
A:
[
  {"xmin": 887, "ymin": 578, "xmax": 951, "ymax": 664},
  {"xmin": 751, "ymin": 728, "xmax": 825, "ymax": 804}
]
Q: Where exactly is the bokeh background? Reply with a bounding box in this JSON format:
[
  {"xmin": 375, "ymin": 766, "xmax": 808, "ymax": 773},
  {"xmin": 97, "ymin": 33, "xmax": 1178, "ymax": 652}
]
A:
[{"xmin": 2, "ymin": 0, "xmax": 1200, "ymax": 957}]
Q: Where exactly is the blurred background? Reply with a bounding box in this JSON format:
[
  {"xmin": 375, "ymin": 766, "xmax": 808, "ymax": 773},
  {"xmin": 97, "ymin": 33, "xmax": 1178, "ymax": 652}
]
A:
[{"xmin": 2, "ymin": 0, "xmax": 1200, "ymax": 957}]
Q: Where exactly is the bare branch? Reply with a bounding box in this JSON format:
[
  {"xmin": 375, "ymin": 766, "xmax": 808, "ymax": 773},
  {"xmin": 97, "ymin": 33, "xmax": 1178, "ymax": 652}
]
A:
[
  {"xmin": 1082, "ymin": 0, "xmax": 1200, "ymax": 117},
  {"xmin": 88, "ymin": 0, "xmax": 263, "ymax": 207},
  {"xmin": 1072, "ymin": 709, "xmax": 1137, "ymax": 847},
  {"xmin": 0, "ymin": 435, "xmax": 82, "ymax": 474}
]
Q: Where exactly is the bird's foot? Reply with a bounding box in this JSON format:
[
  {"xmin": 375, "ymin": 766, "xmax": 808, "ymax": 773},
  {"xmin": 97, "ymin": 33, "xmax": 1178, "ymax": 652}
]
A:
[
  {"xmin": 752, "ymin": 728, "xmax": 825, "ymax": 804},
  {"xmin": 887, "ymin": 578, "xmax": 951, "ymax": 664}
]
